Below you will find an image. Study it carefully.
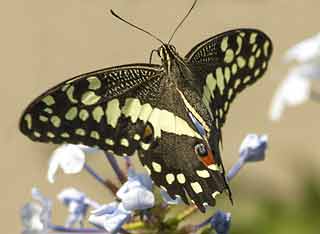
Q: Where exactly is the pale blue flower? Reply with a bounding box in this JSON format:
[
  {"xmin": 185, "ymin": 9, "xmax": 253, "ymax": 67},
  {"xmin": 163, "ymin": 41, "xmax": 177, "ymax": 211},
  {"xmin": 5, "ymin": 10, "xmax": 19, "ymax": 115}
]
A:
[
  {"xmin": 227, "ymin": 134, "xmax": 268, "ymax": 181},
  {"xmin": 57, "ymin": 187, "xmax": 100, "ymax": 227},
  {"xmin": 88, "ymin": 202, "xmax": 131, "ymax": 234},
  {"xmin": 21, "ymin": 188, "xmax": 52, "ymax": 234},
  {"xmin": 21, "ymin": 203, "xmax": 46, "ymax": 234},
  {"xmin": 117, "ymin": 168, "xmax": 155, "ymax": 210}
]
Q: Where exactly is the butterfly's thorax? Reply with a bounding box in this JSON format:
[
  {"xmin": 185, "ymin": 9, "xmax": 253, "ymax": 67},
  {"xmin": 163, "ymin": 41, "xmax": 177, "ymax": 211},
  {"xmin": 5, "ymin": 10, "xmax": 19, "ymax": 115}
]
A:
[{"xmin": 159, "ymin": 44, "xmax": 213, "ymax": 130}]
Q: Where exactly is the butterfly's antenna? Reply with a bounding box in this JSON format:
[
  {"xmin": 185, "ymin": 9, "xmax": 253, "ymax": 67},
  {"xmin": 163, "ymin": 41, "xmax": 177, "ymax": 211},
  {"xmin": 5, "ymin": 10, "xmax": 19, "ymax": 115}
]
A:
[
  {"xmin": 110, "ymin": 10, "xmax": 165, "ymax": 45},
  {"xmin": 168, "ymin": 0, "xmax": 198, "ymax": 44}
]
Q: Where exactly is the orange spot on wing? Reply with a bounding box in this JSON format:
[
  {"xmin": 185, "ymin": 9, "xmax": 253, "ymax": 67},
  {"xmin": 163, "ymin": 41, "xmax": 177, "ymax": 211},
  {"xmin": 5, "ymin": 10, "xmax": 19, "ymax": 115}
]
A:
[{"xmin": 199, "ymin": 150, "xmax": 216, "ymax": 166}]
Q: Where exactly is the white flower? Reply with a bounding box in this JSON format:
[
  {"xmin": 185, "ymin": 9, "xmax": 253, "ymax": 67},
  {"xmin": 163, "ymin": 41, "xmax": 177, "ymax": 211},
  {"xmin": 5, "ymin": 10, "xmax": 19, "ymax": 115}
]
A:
[
  {"xmin": 284, "ymin": 32, "xmax": 320, "ymax": 63},
  {"xmin": 47, "ymin": 144, "xmax": 98, "ymax": 183},
  {"xmin": 269, "ymin": 70, "xmax": 311, "ymax": 121}
]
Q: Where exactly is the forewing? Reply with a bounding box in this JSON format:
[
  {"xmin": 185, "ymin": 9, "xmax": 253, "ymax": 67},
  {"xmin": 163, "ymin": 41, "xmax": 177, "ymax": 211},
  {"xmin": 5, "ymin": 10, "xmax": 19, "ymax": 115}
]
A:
[
  {"xmin": 185, "ymin": 29, "xmax": 273, "ymax": 128},
  {"xmin": 19, "ymin": 63, "xmax": 163, "ymax": 156}
]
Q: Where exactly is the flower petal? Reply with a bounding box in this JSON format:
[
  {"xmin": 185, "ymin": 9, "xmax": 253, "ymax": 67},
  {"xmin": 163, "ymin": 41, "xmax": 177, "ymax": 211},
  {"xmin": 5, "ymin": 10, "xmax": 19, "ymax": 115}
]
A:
[
  {"xmin": 47, "ymin": 144, "xmax": 86, "ymax": 183},
  {"xmin": 160, "ymin": 189, "xmax": 182, "ymax": 205},
  {"xmin": 284, "ymin": 32, "xmax": 320, "ymax": 63},
  {"xmin": 121, "ymin": 187, "xmax": 155, "ymax": 211},
  {"xmin": 239, "ymin": 134, "xmax": 268, "ymax": 162},
  {"xmin": 89, "ymin": 203, "xmax": 131, "ymax": 234},
  {"xmin": 269, "ymin": 71, "xmax": 310, "ymax": 121}
]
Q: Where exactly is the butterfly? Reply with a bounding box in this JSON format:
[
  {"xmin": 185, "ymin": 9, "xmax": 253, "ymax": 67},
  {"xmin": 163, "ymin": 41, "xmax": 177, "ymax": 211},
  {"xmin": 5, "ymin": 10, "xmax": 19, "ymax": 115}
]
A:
[{"xmin": 19, "ymin": 1, "xmax": 272, "ymax": 212}]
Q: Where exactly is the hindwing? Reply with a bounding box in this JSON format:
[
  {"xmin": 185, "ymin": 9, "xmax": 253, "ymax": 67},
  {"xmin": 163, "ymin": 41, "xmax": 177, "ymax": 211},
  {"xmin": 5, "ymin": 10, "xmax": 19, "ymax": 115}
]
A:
[
  {"xmin": 136, "ymin": 82, "xmax": 229, "ymax": 212},
  {"xmin": 186, "ymin": 29, "xmax": 273, "ymax": 128}
]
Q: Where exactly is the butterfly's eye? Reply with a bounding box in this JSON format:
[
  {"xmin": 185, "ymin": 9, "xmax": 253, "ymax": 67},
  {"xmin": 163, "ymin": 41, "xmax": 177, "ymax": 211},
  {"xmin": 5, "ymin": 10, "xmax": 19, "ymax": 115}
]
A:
[
  {"xmin": 194, "ymin": 143, "xmax": 208, "ymax": 157},
  {"xmin": 169, "ymin": 45, "xmax": 177, "ymax": 51}
]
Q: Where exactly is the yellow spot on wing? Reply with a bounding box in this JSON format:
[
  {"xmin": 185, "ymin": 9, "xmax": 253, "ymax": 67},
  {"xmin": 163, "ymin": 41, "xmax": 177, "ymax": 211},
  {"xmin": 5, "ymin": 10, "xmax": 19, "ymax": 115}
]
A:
[
  {"xmin": 138, "ymin": 103, "xmax": 153, "ymax": 123},
  {"xmin": 50, "ymin": 116, "xmax": 61, "ymax": 128},
  {"xmin": 249, "ymin": 56, "xmax": 255, "ymax": 69},
  {"xmin": 75, "ymin": 128, "xmax": 86, "ymax": 136},
  {"xmin": 105, "ymin": 138, "xmax": 114, "ymax": 146},
  {"xmin": 244, "ymin": 76, "xmax": 251, "ymax": 83},
  {"xmin": 92, "ymin": 106, "xmax": 104, "ymax": 123},
  {"xmin": 106, "ymin": 99, "xmax": 121, "ymax": 128},
  {"xmin": 47, "ymin": 132, "xmax": 55, "ymax": 138},
  {"xmin": 237, "ymin": 56, "xmax": 246, "ymax": 69},
  {"xmin": 190, "ymin": 182, "xmax": 203, "ymax": 194},
  {"xmin": 122, "ymin": 98, "xmax": 141, "ymax": 123},
  {"xmin": 39, "ymin": 115, "xmax": 48, "ymax": 122},
  {"xmin": 90, "ymin": 131, "xmax": 100, "ymax": 139},
  {"xmin": 224, "ymin": 67, "xmax": 231, "ymax": 82},
  {"xmin": 152, "ymin": 162, "xmax": 162, "ymax": 172},
  {"xmin": 236, "ymin": 36, "xmax": 242, "ymax": 55},
  {"xmin": 79, "ymin": 109, "xmax": 89, "ymax": 121},
  {"xmin": 232, "ymin": 63, "xmax": 238, "ymax": 75},
  {"xmin": 166, "ymin": 174, "xmax": 175, "ymax": 184},
  {"xmin": 216, "ymin": 67, "xmax": 225, "ymax": 94},
  {"xmin": 148, "ymin": 108, "xmax": 161, "ymax": 138},
  {"xmin": 42, "ymin": 96, "xmax": 55, "ymax": 106},
  {"xmin": 24, "ymin": 114, "xmax": 32, "ymax": 129},
  {"xmin": 87, "ymin": 76, "xmax": 101, "ymax": 90},
  {"xmin": 206, "ymin": 73, "xmax": 216, "ymax": 94},
  {"xmin": 255, "ymin": 48, "xmax": 261, "ymax": 58},
  {"xmin": 228, "ymin": 89, "xmax": 233, "ymax": 99},
  {"xmin": 254, "ymin": 68, "xmax": 261, "ymax": 77},
  {"xmin": 250, "ymin": 32, "xmax": 258, "ymax": 44},
  {"xmin": 224, "ymin": 49, "xmax": 234, "ymax": 63},
  {"xmin": 81, "ymin": 91, "xmax": 101, "ymax": 105},
  {"xmin": 196, "ymin": 170, "xmax": 210, "ymax": 178},
  {"xmin": 65, "ymin": 107, "xmax": 78, "ymax": 120},
  {"xmin": 44, "ymin": 108, "xmax": 53, "ymax": 114},
  {"xmin": 120, "ymin": 138, "xmax": 129, "ymax": 147},
  {"xmin": 212, "ymin": 191, "xmax": 220, "ymax": 198},
  {"xmin": 177, "ymin": 173, "xmax": 186, "ymax": 184},
  {"xmin": 61, "ymin": 132, "xmax": 70, "ymax": 138},
  {"xmin": 33, "ymin": 131, "xmax": 41, "ymax": 137},
  {"xmin": 264, "ymin": 41, "xmax": 270, "ymax": 56},
  {"xmin": 159, "ymin": 109, "xmax": 175, "ymax": 133},
  {"xmin": 221, "ymin": 37, "xmax": 228, "ymax": 52},
  {"xmin": 66, "ymin": 86, "xmax": 78, "ymax": 104}
]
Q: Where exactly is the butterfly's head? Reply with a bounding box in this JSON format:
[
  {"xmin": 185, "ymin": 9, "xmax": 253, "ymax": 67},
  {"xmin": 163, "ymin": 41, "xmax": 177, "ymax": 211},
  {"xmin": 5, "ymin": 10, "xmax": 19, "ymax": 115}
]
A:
[{"xmin": 156, "ymin": 44, "xmax": 181, "ymax": 71}]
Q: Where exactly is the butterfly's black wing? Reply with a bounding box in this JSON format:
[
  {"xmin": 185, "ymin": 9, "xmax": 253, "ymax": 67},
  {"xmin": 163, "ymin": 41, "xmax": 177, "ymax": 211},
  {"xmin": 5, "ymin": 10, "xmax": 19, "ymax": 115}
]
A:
[
  {"xmin": 19, "ymin": 63, "xmax": 163, "ymax": 156},
  {"xmin": 186, "ymin": 29, "xmax": 273, "ymax": 129},
  {"xmin": 136, "ymin": 85, "xmax": 227, "ymax": 212}
]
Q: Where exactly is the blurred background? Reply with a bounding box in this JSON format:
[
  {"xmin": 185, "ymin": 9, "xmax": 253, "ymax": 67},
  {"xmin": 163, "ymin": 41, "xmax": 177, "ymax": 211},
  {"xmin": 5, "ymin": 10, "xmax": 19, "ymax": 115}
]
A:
[{"xmin": 1, "ymin": 0, "xmax": 320, "ymax": 233}]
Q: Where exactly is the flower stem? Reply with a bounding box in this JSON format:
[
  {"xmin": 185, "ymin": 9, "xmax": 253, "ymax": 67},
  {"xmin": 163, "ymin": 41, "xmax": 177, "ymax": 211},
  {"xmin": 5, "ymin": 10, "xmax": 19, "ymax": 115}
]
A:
[
  {"xmin": 104, "ymin": 151, "xmax": 127, "ymax": 184},
  {"xmin": 123, "ymin": 221, "xmax": 145, "ymax": 230},
  {"xmin": 84, "ymin": 163, "xmax": 119, "ymax": 195},
  {"xmin": 50, "ymin": 224, "xmax": 105, "ymax": 233},
  {"xmin": 226, "ymin": 157, "xmax": 245, "ymax": 182},
  {"xmin": 177, "ymin": 205, "xmax": 198, "ymax": 221}
]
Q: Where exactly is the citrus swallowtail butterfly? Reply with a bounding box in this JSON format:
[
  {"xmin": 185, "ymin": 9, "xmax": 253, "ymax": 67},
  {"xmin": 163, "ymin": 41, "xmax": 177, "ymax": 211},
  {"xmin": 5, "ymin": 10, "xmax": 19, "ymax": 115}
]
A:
[{"xmin": 19, "ymin": 1, "xmax": 273, "ymax": 212}]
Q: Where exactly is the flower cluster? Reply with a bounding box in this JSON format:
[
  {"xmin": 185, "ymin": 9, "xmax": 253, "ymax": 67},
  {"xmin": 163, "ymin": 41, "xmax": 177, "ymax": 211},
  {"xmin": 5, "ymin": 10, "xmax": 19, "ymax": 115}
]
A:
[
  {"xmin": 21, "ymin": 134, "xmax": 268, "ymax": 234},
  {"xmin": 270, "ymin": 32, "xmax": 320, "ymax": 121}
]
